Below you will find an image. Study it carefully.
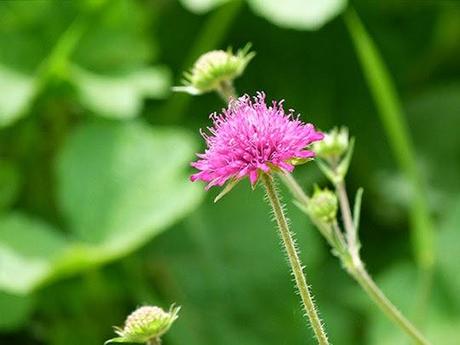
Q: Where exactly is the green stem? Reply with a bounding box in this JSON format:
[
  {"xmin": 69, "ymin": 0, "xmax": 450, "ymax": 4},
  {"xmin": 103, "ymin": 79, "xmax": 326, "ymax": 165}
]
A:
[
  {"xmin": 350, "ymin": 264, "xmax": 430, "ymax": 345},
  {"xmin": 279, "ymin": 172, "xmax": 310, "ymax": 205},
  {"xmin": 261, "ymin": 174, "xmax": 330, "ymax": 345},
  {"xmin": 335, "ymin": 180, "xmax": 359, "ymax": 261},
  {"xmin": 343, "ymin": 7, "xmax": 434, "ymax": 271},
  {"xmin": 217, "ymin": 80, "xmax": 237, "ymax": 102},
  {"xmin": 147, "ymin": 337, "xmax": 161, "ymax": 345},
  {"xmin": 281, "ymin": 173, "xmax": 431, "ymax": 345}
]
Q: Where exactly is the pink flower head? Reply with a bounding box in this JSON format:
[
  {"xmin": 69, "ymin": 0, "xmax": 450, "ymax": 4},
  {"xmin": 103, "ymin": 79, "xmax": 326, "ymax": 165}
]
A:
[{"xmin": 191, "ymin": 93, "xmax": 324, "ymax": 189}]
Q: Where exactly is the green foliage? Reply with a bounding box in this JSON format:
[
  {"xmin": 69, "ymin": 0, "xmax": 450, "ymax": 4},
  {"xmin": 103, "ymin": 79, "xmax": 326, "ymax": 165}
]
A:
[
  {"xmin": 0, "ymin": 213, "xmax": 67, "ymax": 294},
  {"xmin": 57, "ymin": 121, "xmax": 202, "ymax": 247},
  {"xmin": 0, "ymin": 0, "xmax": 169, "ymax": 127},
  {"xmin": 366, "ymin": 263, "xmax": 460, "ymax": 345},
  {"xmin": 1, "ymin": 1, "xmax": 460, "ymax": 344},
  {"xmin": 0, "ymin": 121, "xmax": 202, "ymax": 295},
  {"xmin": 71, "ymin": 66, "xmax": 171, "ymax": 118},
  {"xmin": 0, "ymin": 291, "xmax": 34, "ymax": 331}
]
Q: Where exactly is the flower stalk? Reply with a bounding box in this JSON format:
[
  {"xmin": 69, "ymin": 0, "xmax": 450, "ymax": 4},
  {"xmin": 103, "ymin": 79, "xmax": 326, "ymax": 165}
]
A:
[
  {"xmin": 279, "ymin": 128, "xmax": 431, "ymax": 345},
  {"xmin": 283, "ymin": 172, "xmax": 430, "ymax": 344},
  {"xmin": 216, "ymin": 79, "xmax": 237, "ymax": 102},
  {"xmin": 261, "ymin": 174, "xmax": 330, "ymax": 345}
]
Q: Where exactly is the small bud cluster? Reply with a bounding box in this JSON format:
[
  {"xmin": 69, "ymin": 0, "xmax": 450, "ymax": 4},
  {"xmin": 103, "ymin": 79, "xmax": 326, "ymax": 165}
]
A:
[
  {"xmin": 308, "ymin": 187, "xmax": 338, "ymax": 224},
  {"xmin": 106, "ymin": 305, "xmax": 180, "ymax": 344},
  {"xmin": 313, "ymin": 127, "xmax": 349, "ymax": 162},
  {"xmin": 173, "ymin": 44, "xmax": 255, "ymax": 95}
]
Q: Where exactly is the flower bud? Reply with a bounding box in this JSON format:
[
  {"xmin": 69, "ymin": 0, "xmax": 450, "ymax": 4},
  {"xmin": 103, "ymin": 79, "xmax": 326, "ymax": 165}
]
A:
[
  {"xmin": 313, "ymin": 127, "xmax": 349, "ymax": 161},
  {"xmin": 173, "ymin": 44, "xmax": 255, "ymax": 95},
  {"xmin": 106, "ymin": 305, "xmax": 180, "ymax": 344},
  {"xmin": 308, "ymin": 187, "xmax": 338, "ymax": 223}
]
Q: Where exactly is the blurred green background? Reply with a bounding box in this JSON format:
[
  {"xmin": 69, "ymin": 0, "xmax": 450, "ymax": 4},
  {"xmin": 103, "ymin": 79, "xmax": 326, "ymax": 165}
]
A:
[{"xmin": 1, "ymin": 0, "xmax": 460, "ymax": 344}]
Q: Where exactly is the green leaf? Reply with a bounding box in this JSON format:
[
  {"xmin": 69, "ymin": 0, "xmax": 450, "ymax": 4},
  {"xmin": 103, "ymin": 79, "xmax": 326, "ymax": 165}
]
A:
[
  {"xmin": 0, "ymin": 291, "xmax": 35, "ymax": 331},
  {"xmin": 73, "ymin": 0, "xmax": 156, "ymax": 74},
  {"xmin": 0, "ymin": 122, "xmax": 203, "ymax": 294},
  {"xmin": 0, "ymin": 213, "xmax": 67, "ymax": 294},
  {"xmin": 178, "ymin": 0, "xmax": 230, "ymax": 14},
  {"xmin": 247, "ymin": 0, "xmax": 347, "ymax": 30},
  {"xmin": 71, "ymin": 66, "xmax": 171, "ymax": 119},
  {"xmin": 366, "ymin": 263, "xmax": 460, "ymax": 345},
  {"xmin": 0, "ymin": 0, "xmax": 162, "ymax": 126},
  {"xmin": 0, "ymin": 65, "xmax": 35, "ymax": 127},
  {"xmin": 56, "ymin": 120, "xmax": 203, "ymax": 249}
]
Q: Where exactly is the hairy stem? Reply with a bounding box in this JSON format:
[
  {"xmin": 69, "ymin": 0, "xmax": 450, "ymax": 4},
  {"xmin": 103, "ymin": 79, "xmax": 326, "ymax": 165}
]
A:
[
  {"xmin": 280, "ymin": 173, "xmax": 431, "ymax": 345},
  {"xmin": 261, "ymin": 174, "xmax": 330, "ymax": 345}
]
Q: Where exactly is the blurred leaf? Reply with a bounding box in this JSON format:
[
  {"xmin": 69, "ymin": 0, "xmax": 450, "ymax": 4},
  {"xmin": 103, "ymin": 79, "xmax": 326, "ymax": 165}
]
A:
[
  {"xmin": 179, "ymin": 0, "xmax": 231, "ymax": 14},
  {"xmin": 0, "ymin": 291, "xmax": 34, "ymax": 331},
  {"xmin": 56, "ymin": 120, "xmax": 203, "ymax": 247},
  {"xmin": 71, "ymin": 66, "xmax": 171, "ymax": 119},
  {"xmin": 367, "ymin": 263, "xmax": 460, "ymax": 345},
  {"xmin": 0, "ymin": 0, "xmax": 162, "ymax": 126},
  {"xmin": 0, "ymin": 160, "xmax": 21, "ymax": 210},
  {"xmin": 247, "ymin": 0, "xmax": 347, "ymax": 30},
  {"xmin": 0, "ymin": 65, "xmax": 35, "ymax": 127},
  {"xmin": 0, "ymin": 1, "xmax": 67, "ymax": 73},
  {"xmin": 0, "ymin": 122, "xmax": 203, "ymax": 294},
  {"xmin": 0, "ymin": 213, "xmax": 67, "ymax": 294},
  {"xmin": 74, "ymin": 0, "xmax": 155, "ymax": 74}
]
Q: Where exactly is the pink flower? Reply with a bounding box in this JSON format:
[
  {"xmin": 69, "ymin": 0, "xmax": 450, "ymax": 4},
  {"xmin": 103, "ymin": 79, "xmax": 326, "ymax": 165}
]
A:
[{"xmin": 191, "ymin": 93, "xmax": 324, "ymax": 189}]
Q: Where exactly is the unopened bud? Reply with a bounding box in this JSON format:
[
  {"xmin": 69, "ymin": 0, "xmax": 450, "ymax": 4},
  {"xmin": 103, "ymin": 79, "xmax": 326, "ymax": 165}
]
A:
[
  {"xmin": 308, "ymin": 187, "xmax": 338, "ymax": 223},
  {"xmin": 313, "ymin": 127, "xmax": 349, "ymax": 161},
  {"xmin": 173, "ymin": 44, "xmax": 254, "ymax": 95},
  {"xmin": 106, "ymin": 305, "xmax": 180, "ymax": 344}
]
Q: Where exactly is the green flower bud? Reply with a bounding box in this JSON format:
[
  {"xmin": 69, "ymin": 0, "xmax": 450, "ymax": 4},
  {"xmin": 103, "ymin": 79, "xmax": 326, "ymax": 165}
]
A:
[
  {"xmin": 173, "ymin": 44, "xmax": 255, "ymax": 95},
  {"xmin": 106, "ymin": 305, "xmax": 180, "ymax": 344},
  {"xmin": 313, "ymin": 127, "xmax": 349, "ymax": 161},
  {"xmin": 308, "ymin": 187, "xmax": 338, "ymax": 223}
]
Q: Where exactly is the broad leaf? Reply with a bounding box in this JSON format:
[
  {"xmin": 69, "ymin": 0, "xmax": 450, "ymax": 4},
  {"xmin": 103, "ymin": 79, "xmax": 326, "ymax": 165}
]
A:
[
  {"xmin": 56, "ymin": 120, "xmax": 203, "ymax": 249},
  {"xmin": 0, "ymin": 0, "xmax": 165, "ymax": 126},
  {"xmin": 0, "ymin": 213, "xmax": 67, "ymax": 294},
  {"xmin": 71, "ymin": 66, "xmax": 171, "ymax": 119}
]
